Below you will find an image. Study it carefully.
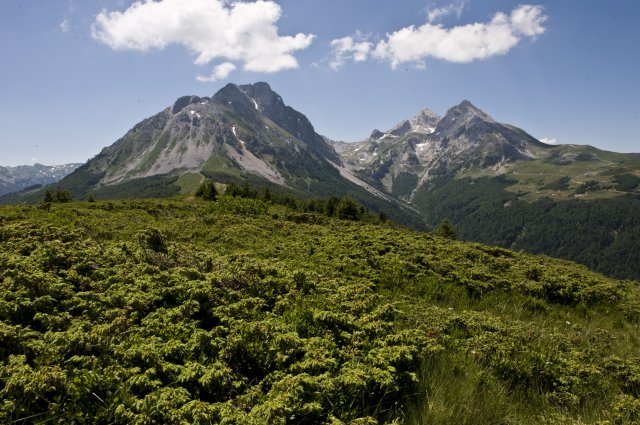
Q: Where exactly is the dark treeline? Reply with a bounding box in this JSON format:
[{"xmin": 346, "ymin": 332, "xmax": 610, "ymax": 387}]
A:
[
  {"xmin": 414, "ymin": 175, "xmax": 640, "ymax": 280},
  {"xmin": 197, "ymin": 180, "xmax": 389, "ymax": 224}
]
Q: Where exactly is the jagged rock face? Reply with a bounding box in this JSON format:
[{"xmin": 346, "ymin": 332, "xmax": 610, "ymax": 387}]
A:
[
  {"xmin": 80, "ymin": 99, "xmax": 222, "ymax": 185},
  {"xmin": 51, "ymin": 86, "xmax": 548, "ymax": 210},
  {"xmin": 235, "ymin": 83, "xmax": 340, "ymax": 163},
  {"xmin": 172, "ymin": 95, "xmax": 205, "ymax": 114},
  {"xmin": 0, "ymin": 163, "xmax": 81, "ymax": 196},
  {"xmin": 65, "ymin": 82, "xmax": 345, "ymax": 191},
  {"xmin": 370, "ymin": 129, "xmax": 385, "ymax": 140},
  {"xmin": 389, "ymin": 108, "xmax": 440, "ymax": 137},
  {"xmin": 339, "ymin": 100, "xmax": 543, "ymax": 200}
]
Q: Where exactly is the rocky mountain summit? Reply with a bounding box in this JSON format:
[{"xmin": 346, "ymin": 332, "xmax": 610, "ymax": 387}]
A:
[
  {"xmin": 338, "ymin": 100, "xmax": 544, "ymax": 200},
  {"xmin": 65, "ymin": 83, "xmax": 344, "ymax": 190},
  {"xmin": 7, "ymin": 83, "xmax": 637, "ymax": 211},
  {"xmin": 40, "ymin": 82, "xmax": 415, "ymax": 223}
]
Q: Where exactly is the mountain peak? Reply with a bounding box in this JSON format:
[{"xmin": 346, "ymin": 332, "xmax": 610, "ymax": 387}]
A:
[
  {"xmin": 211, "ymin": 82, "xmax": 339, "ymax": 161},
  {"xmin": 237, "ymin": 81, "xmax": 285, "ymax": 112},
  {"xmin": 385, "ymin": 107, "xmax": 440, "ymax": 137},
  {"xmin": 413, "ymin": 107, "xmax": 440, "ymax": 121},
  {"xmin": 212, "ymin": 83, "xmax": 256, "ymax": 111},
  {"xmin": 458, "ymin": 99, "xmax": 475, "ymax": 108},
  {"xmin": 449, "ymin": 100, "xmax": 494, "ymax": 122},
  {"xmin": 370, "ymin": 129, "xmax": 385, "ymax": 140},
  {"xmin": 410, "ymin": 108, "xmax": 440, "ymax": 133},
  {"xmin": 210, "ymin": 82, "xmax": 288, "ymax": 116},
  {"xmin": 172, "ymin": 95, "xmax": 206, "ymax": 114},
  {"xmin": 237, "ymin": 81, "xmax": 273, "ymax": 95}
]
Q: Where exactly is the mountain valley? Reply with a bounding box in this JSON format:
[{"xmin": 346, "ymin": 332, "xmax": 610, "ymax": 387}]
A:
[{"xmin": 2, "ymin": 82, "xmax": 639, "ymax": 279}]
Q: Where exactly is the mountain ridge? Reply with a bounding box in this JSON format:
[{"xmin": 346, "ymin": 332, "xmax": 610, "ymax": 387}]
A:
[
  {"xmin": 0, "ymin": 163, "xmax": 81, "ymax": 196},
  {"xmin": 3, "ymin": 82, "xmax": 423, "ymax": 227},
  {"xmin": 5, "ymin": 83, "xmax": 639, "ymax": 210},
  {"xmin": 338, "ymin": 99, "xmax": 547, "ymax": 201},
  {"xmin": 24, "ymin": 84, "xmax": 637, "ymax": 205}
]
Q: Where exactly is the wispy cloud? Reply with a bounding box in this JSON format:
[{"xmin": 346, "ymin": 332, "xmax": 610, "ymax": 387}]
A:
[
  {"xmin": 330, "ymin": 4, "xmax": 547, "ymax": 69},
  {"xmin": 539, "ymin": 137, "xmax": 557, "ymax": 145},
  {"xmin": 91, "ymin": 0, "xmax": 315, "ymax": 81},
  {"xmin": 329, "ymin": 32, "xmax": 372, "ymax": 70},
  {"xmin": 427, "ymin": 1, "xmax": 466, "ymax": 23},
  {"xmin": 59, "ymin": 18, "xmax": 70, "ymax": 33}
]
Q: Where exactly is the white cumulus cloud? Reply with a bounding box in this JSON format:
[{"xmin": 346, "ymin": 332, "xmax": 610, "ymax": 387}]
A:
[
  {"xmin": 539, "ymin": 137, "xmax": 557, "ymax": 145},
  {"xmin": 91, "ymin": 0, "xmax": 315, "ymax": 80},
  {"xmin": 331, "ymin": 4, "xmax": 547, "ymax": 70},
  {"xmin": 329, "ymin": 32, "xmax": 372, "ymax": 70},
  {"xmin": 197, "ymin": 62, "xmax": 237, "ymax": 82},
  {"xmin": 510, "ymin": 4, "xmax": 547, "ymax": 36}
]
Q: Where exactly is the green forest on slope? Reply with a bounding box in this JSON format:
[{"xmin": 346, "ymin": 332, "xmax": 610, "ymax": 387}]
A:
[
  {"xmin": 1, "ymin": 195, "xmax": 640, "ymax": 424},
  {"xmin": 413, "ymin": 175, "xmax": 640, "ymax": 280}
]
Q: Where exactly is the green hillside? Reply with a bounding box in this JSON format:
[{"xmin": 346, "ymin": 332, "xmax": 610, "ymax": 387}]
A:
[
  {"xmin": 470, "ymin": 144, "xmax": 640, "ymax": 203},
  {"xmin": 413, "ymin": 174, "xmax": 640, "ymax": 281},
  {"xmin": 1, "ymin": 197, "xmax": 639, "ymax": 424}
]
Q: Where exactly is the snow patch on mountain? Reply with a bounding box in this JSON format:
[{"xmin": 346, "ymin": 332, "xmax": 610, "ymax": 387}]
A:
[{"xmin": 231, "ymin": 125, "xmax": 245, "ymax": 145}]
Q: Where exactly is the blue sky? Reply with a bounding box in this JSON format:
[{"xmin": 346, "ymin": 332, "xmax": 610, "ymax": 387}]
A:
[{"xmin": 0, "ymin": 0, "xmax": 638, "ymax": 166}]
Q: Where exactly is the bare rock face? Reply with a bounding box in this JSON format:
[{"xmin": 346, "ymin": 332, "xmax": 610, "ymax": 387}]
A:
[
  {"xmin": 37, "ymin": 86, "xmax": 550, "ymax": 211},
  {"xmin": 338, "ymin": 100, "xmax": 544, "ymax": 200},
  {"xmin": 172, "ymin": 96, "xmax": 206, "ymax": 114},
  {"xmin": 235, "ymin": 83, "xmax": 341, "ymax": 163},
  {"xmin": 370, "ymin": 129, "xmax": 385, "ymax": 140},
  {"xmin": 53, "ymin": 83, "xmax": 352, "ymax": 197}
]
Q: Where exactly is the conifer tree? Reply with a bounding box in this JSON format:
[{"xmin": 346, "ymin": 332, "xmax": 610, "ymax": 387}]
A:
[
  {"xmin": 195, "ymin": 181, "xmax": 218, "ymax": 201},
  {"xmin": 54, "ymin": 188, "xmax": 71, "ymax": 203},
  {"xmin": 42, "ymin": 189, "xmax": 53, "ymax": 203},
  {"xmin": 434, "ymin": 218, "xmax": 457, "ymax": 239}
]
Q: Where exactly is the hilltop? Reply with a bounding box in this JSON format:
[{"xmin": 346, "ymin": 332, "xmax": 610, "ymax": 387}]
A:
[{"xmin": 1, "ymin": 195, "xmax": 639, "ymax": 423}]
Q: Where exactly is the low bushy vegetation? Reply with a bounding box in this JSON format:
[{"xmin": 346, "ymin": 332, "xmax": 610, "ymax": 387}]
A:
[{"xmin": 1, "ymin": 197, "xmax": 639, "ymax": 423}]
